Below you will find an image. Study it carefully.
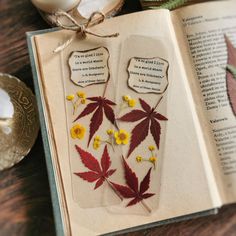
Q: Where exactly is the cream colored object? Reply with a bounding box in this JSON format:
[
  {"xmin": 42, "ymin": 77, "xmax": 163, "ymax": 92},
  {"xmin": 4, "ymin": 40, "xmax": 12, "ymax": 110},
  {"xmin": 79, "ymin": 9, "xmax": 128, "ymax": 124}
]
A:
[
  {"xmin": 78, "ymin": 0, "xmax": 123, "ymax": 18},
  {"xmin": 0, "ymin": 74, "xmax": 39, "ymax": 171},
  {"xmin": 0, "ymin": 88, "xmax": 14, "ymax": 120},
  {"xmin": 31, "ymin": 0, "xmax": 81, "ymax": 12},
  {"xmin": 33, "ymin": 0, "xmax": 124, "ymax": 26}
]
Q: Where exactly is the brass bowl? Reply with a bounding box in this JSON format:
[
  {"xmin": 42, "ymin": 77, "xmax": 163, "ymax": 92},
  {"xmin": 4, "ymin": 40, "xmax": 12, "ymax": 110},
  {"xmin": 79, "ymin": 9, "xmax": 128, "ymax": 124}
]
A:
[{"xmin": 0, "ymin": 73, "xmax": 39, "ymax": 171}]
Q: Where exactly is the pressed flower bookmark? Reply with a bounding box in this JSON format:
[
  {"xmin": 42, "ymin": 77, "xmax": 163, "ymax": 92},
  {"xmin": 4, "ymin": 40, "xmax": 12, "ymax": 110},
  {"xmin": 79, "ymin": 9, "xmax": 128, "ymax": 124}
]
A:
[
  {"xmin": 110, "ymin": 35, "xmax": 170, "ymax": 214},
  {"xmin": 60, "ymin": 40, "xmax": 122, "ymax": 208}
]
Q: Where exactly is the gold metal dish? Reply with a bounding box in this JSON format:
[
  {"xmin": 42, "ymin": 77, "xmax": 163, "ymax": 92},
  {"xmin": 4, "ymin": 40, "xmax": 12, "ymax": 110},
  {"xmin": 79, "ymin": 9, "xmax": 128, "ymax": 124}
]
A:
[{"xmin": 0, "ymin": 73, "xmax": 39, "ymax": 171}]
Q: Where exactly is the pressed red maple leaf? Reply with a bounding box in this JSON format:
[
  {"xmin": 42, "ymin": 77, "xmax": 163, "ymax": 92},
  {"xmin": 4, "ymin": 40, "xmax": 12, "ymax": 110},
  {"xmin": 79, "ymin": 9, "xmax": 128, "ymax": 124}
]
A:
[
  {"xmin": 118, "ymin": 98, "xmax": 167, "ymax": 157},
  {"xmin": 225, "ymin": 35, "xmax": 236, "ymax": 116},
  {"xmin": 74, "ymin": 96, "xmax": 116, "ymax": 146},
  {"xmin": 111, "ymin": 157, "xmax": 155, "ymax": 209},
  {"xmin": 74, "ymin": 145, "xmax": 116, "ymax": 189}
]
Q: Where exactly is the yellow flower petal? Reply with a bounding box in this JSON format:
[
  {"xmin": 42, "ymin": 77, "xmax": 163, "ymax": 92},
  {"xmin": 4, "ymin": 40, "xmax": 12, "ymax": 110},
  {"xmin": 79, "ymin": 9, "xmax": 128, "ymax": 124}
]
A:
[
  {"xmin": 128, "ymin": 99, "xmax": 136, "ymax": 107},
  {"xmin": 70, "ymin": 124, "xmax": 86, "ymax": 140},
  {"xmin": 81, "ymin": 98, "xmax": 86, "ymax": 104},
  {"xmin": 122, "ymin": 139, "xmax": 129, "ymax": 145},
  {"xmin": 149, "ymin": 156, "xmax": 157, "ymax": 163},
  {"xmin": 77, "ymin": 91, "xmax": 86, "ymax": 98},
  {"xmin": 114, "ymin": 132, "xmax": 119, "ymax": 139},
  {"xmin": 66, "ymin": 94, "xmax": 75, "ymax": 101},
  {"xmin": 93, "ymin": 140, "xmax": 100, "ymax": 150},
  {"xmin": 115, "ymin": 139, "xmax": 122, "ymax": 145},
  {"xmin": 94, "ymin": 135, "xmax": 101, "ymax": 142},
  {"xmin": 136, "ymin": 156, "xmax": 142, "ymax": 163},
  {"xmin": 107, "ymin": 129, "xmax": 114, "ymax": 135},
  {"xmin": 114, "ymin": 129, "xmax": 129, "ymax": 145},
  {"xmin": 148, "ymin": 145, "xmax": 155, "ymax": 151},
  {"xmin": 123, "ymin": 95, "xmax": 131, "ymax": 102}
]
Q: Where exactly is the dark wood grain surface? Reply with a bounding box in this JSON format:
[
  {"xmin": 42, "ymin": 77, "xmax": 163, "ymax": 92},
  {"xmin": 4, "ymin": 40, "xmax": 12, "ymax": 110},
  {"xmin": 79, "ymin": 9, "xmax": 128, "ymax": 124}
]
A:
[{"xmin": 0, "ymin": 0, "xmax": 235, "ymax": 236}]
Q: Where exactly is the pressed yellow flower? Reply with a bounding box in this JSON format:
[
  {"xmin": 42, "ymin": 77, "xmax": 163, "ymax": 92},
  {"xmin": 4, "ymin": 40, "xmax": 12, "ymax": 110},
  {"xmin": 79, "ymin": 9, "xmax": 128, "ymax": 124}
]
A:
[
  {"xmin": 93, "ymin": 140, "xmax": 100, "ymax": 150},
  {"xmin": 114, "ymin": 129, "xmax": 129, "ymax": 145},
  {"xmin": 94, "ymin": 135, "xmax": 101, "ymax": 142},
  {"xmin": 128, "ymin": 99, "xmax": 136, "ymax": 108},
  {"xmin": 122, "ymin": 95, "xmax": 131, "ymax": 102},
  {"xmin": 77, "ymin": 91, "xmax": 86, "ymax": 98},
  {"xmin": 107, "ymin": 129, "xmax": 114, "ymax": 135},
  {"xmin": 136, "ymin": 156, "xmax": 143, "ymax": 163},
  {"xmin": 149, "ymin": 156, "xmax": 157, "ymax": 163},
  {"xmin": 81, "ymin": 98, "xmax": 86, "ymax": 104},
  {"xmin": 66, "ymin": 94, "xmax": 75, "ymax": 101},
  {"xmin": 70, "ymin": 124, "xmax": 86, "ymax": 139},
  {"xmin": 148, "ymin": 145, "xmax": 155, "ymax": 151}
]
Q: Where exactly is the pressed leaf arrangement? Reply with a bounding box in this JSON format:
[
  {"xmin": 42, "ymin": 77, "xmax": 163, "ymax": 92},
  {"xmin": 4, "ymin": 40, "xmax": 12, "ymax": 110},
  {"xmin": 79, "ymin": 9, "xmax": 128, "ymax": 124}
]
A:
[
  {"xmin": 118, "ymin": 97, "xmax": 168, "ymax": 157},
  {"xmin": 225, "ymin": 35, "xmax": 236, "ymax": 117},
  {"xmin": 74, "ymin": 96, "xmax": 117, "ymax": 146},
  {"xmin": 65, "ymin": 48, "xmax": 169, "ymax": 214},
  {"xmin": 75, "ymin": 145, "xmax": 155, "ymax": 213},
  {"xmin": 74, "ymin": 145, "xmax": 116, "ymax": 190},
  {"xmin": 111, "ymin": 157, "xmax": 154, "ymax": 212}
]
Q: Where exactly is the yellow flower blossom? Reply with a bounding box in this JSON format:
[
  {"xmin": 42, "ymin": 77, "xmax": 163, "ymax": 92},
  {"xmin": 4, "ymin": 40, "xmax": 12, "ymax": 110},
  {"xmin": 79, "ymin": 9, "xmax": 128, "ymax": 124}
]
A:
[
  {"xmin": 107, "ymin": 129, "xmax": 114, "ymax": 135},
  {"xmin": 66, "ymin": 94, "xmax": 75, "ymax": 101},
  {"xmin": 94, "ymin": 135, "xmax": 101, "ymax": 142},
  {"xmin": 128, "ymin": 99, "xmax": 136, "ymax": 108},
  {"xmin": 114, "ymin": 129, "xmax": 129, "ymax": 145},
  {"xmin": 149, "ymin": 156, "xmax": 157, "ymax": 163},
  {"xmin": 77, "ymin": 91, "xmax": 86, "ymax": 98},
  {"xmin": 148, "ymin": 145, "xmax": 155, "ymax": 151},
  {"xmin": 81, "ymin": 98, "xmax": 86, "ymax": 104},
  {"xmin": 136, "ymin": 156, "xmax": 143, "ymax": 163},
  {"xmin": 93, "ymin": 140, "xmax": 100, "ymax": 150},
  {"xmin": 122, "ymin": 95, "xmax": 131, "ymax": 102},
  {"xmin": 70, "ymin": 124, "xmax": 86, "ymax": 139}
]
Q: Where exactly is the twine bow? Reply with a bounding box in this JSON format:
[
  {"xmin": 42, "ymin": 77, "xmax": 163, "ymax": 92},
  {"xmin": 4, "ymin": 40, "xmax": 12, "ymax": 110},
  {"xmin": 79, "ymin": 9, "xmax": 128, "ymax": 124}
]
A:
[{"xmin": 53, "ymin": 10, "xmax": 119, "ymax": 53}]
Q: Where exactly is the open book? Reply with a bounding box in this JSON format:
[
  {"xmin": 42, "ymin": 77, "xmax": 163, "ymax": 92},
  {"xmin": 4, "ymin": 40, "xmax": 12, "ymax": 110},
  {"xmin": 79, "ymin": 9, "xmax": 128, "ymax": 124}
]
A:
[{"xmin": 27, "ymin": 1, "xmax": 236, "ymax": 235}]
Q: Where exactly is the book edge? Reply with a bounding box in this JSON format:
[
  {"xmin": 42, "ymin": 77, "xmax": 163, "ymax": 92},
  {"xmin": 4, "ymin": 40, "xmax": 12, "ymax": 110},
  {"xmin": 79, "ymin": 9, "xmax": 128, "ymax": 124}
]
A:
[{"xmin": 26, "ymin": 30, "xmax": 65, "ymax": 236}]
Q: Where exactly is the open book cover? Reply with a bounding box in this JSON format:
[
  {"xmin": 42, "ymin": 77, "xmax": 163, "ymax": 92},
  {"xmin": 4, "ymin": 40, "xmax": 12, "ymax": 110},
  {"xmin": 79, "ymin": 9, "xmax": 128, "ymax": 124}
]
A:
[{"xmin": 27, "ymin": 1, "xmax": 236, "ymax": 235}]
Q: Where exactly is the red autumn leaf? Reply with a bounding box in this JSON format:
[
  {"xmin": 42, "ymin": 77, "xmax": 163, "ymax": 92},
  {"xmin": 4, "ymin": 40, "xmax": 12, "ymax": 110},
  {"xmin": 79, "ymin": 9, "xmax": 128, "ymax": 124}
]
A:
[
  {"xmin": 140, "ymin": 98, "xmax": 151, "ymax": 112},
  {"xmin": 110, "ymin": 182, "xmax": 135, "ymax": 198},
  {"xmin": 101, "ymin": 144, "xmax": 111, "ymax": 173},
  {"xmin": 74, "ymin": 96, "xmax": 116, "ymax": 146},
  {"xmin": 118, "ymin": 98, "xmax": 168, "ymax": 157},
  {"xmin": 123, "ymin": 156, "xmax": 139, "ymax": 192},
  {"xmin": 150, "ymin": 118, "xmax": 161, "ymax": 150},
  {"xmin": 118, "ymin": 110, "xmax": 147, "ymax": 122},
  {"xmin": 128, "ymin": 118, "xmax": 150, "ymax": 158},
  {"xmin": 111, "ymin": 158, "xmax": 155, "ymax": 208},
  {"xmin": 89, "ymin": 105, "xmax": 103, "ymax": 147},
  {"xmin": 75, "ymin": 171, "xmax": 100, "ymax": 182},
  {"xmin": 139, "ymin": 168, "xmax": 152, "ymax": 194},
  {"xmin": 74, "ymin": 145, "xmax": 116, "ymax": 190},
  {"xmin": 225, "ymin": 35, "xmax": 236, "ymax": 116}
]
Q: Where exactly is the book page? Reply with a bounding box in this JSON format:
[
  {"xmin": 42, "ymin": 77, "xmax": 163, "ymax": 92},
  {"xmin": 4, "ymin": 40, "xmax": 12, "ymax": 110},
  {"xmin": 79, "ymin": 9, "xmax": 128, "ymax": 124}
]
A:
[
  {"xmin": 32, "ymin": 9, "xmax": 221, "ymax": 235},
  {"xmin": 173, "ymin": 0, "xmax": 236, "ymax": 203}
]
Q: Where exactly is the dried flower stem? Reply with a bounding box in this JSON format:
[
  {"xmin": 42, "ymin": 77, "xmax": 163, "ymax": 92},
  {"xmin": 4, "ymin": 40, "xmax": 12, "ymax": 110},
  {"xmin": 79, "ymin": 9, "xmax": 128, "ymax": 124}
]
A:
[
  {"xmin": 102, "ymin": 79, "xmax": 109, "ymax": 98},
  {"xmin": 141, "ymin": 200, "xmax": 152, "ymax": 214},
  {"xmin": 105, "ymin": 178, "xmax": 123, "ymax": 201},
  {"xmin": 153, "ymin": 96, "xmax": 163, "ymax": 111}
]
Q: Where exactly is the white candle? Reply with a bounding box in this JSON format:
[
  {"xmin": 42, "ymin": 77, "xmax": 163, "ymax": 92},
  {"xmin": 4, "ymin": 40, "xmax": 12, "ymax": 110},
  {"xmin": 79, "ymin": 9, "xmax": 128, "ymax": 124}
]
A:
[
  {"xmin": 78, "ymin": 0, "xmax": 117, "ymax": 18},
  {"xmin": 31, "ymin": 0, "xmax": 81, "ymax": 13},
  {"xmin": 0, "ymin": 88, "xmax": 14, "ymax": 120}
]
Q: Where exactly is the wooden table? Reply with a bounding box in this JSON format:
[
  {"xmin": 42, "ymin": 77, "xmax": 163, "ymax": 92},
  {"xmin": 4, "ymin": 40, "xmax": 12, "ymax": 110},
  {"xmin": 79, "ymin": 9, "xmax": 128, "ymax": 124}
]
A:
[{"xmin": 0, "ymin": 0, "xmax": 235, "ymax": 235}]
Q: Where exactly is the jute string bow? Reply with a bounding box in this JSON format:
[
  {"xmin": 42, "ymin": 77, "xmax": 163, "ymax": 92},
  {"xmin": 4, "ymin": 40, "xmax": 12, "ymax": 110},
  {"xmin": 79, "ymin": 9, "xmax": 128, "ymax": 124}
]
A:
[{"xmin": 53, "ymin": 10, "xmax": 119, "ymax": 53}]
